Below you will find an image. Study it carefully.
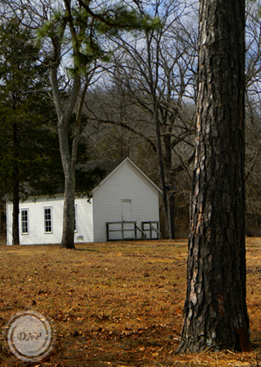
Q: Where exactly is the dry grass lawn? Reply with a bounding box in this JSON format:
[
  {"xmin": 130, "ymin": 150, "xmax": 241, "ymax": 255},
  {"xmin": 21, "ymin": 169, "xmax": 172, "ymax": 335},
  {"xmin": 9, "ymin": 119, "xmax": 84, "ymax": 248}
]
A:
[{"xmin": 0, "ymin": 236, "xmax": 261, "ymax": 366}]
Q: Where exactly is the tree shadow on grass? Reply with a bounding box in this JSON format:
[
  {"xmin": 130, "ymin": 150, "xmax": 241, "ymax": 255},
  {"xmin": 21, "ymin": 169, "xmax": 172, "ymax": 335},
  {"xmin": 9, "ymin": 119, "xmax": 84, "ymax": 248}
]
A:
[{"xmin": 75, "ymin": 248, "xmax": 99, "ymax": 252}]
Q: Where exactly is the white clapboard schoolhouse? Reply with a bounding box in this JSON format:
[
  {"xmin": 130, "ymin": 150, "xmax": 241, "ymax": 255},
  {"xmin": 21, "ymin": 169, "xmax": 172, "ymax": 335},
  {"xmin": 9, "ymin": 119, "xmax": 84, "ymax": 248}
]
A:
[{"xmin": 6, "ymin": 157, "xmax": 161, "ymax": 245}]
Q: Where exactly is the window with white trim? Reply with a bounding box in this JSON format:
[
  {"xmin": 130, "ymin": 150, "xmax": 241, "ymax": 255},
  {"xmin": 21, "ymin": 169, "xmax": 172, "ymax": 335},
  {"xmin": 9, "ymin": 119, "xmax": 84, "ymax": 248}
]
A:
[
  {"xmin": 21, "ymin": 209, "xmax": 29, "ymax": 234},
  {"xmin": 44, "ymin": 207, "xmax": 52, "ymax": 233}
]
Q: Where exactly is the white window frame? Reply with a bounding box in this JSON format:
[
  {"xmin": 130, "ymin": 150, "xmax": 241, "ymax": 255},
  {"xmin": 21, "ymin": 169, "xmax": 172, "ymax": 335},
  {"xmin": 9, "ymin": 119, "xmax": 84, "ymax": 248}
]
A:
[
  {"xmin": 44, "ymin": 207, "xmax": 52, "ymax": 234},
  {"xmin": 21, "ymin": 209, "xmax": 29, "ymax": 235}
]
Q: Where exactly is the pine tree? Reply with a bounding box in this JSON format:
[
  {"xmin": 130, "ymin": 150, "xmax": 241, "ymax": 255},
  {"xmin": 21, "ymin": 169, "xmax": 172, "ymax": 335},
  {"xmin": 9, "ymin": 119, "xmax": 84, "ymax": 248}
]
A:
[
  {"xmin": 0, "ymin": 18, "xmax": 62, "ymax": 244},
  {"xmin": 177, "ymin": 0, "xmax": 251, "ymax": 352}
]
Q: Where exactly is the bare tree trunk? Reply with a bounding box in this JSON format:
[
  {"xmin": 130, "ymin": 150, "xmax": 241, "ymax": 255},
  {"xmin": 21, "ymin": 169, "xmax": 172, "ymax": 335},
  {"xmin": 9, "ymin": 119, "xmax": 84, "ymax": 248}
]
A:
[
  {"xmin": 12, "ymin": 121, "xmax": 19, "ymax": 245},
  {"xmin": 155, "ymin": 112, "xmax": 170, "ymax": 239},
  {"xmin": 50, "ymin": 50, "xmax": 81, "ymax": 249},
  {"xmin": 177, "ymin": 0, "xmax": 251, "ymax": 353},
  {"xmin": 164, "ymin": 134, "xmax": 175, "ymax": 239},
  {"xmin": 168, "ymin": 193, "xmax": 175, "ymax": 239},
  {"xmin": 60, "ymin": 166, "xmax": 75, "ymax": 249},
  {"xmin": 146, "ymin": 26, "xmax": 171, "ymax": 239},
  {"xmin": 12, "ymin": 179, "xmax": 19, "ymax": 245},
  {"xmin": 58, "ymin": 119, "xmax": 76, "ymax": 249},
  {"xmin": 58, "ymin": 80, "xmax": 87, "ymax": 249}
]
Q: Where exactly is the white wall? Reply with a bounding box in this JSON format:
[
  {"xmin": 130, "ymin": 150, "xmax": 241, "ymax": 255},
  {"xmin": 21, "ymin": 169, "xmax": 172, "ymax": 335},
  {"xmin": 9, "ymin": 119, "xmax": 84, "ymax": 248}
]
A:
[
  {"xmin": 6, "ymin": 196, "xmax": 94, "ymax": 245},
  {"xmin": 74, "ymin": 197, "xmax": 94, "ymax": 243},
  {"xmin": 92, "ymin": 160, "xmax": 160, "ymax": 242},
  {"xmin": 6, "ymin": 201, "xmax": 13, "ymax": 246}
]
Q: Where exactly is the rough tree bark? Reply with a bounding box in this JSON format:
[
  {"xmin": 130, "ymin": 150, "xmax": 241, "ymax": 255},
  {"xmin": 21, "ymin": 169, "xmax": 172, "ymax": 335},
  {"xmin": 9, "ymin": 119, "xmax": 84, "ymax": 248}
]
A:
[
  {"xmin": 12, "ymin": 121, "xmax": 19, "ymax": 245},
  {"xmin": 177, "ymin": 0, "xmax": 252, "ymax": 352},
  {"xmin": 49, "ymin": 47, "xmax": 81, "ymax": 249},
  {"xmin": 58, "ymin": 81, "xmax": 88, "ymax": 249}
]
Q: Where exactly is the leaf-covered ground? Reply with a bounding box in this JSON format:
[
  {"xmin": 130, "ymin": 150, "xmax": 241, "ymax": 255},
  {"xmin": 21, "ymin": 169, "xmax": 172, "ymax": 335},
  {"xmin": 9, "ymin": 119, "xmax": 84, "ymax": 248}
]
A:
[{"xmin": 0, "ymin": 237, "xmax": 261, "ymax": 366}]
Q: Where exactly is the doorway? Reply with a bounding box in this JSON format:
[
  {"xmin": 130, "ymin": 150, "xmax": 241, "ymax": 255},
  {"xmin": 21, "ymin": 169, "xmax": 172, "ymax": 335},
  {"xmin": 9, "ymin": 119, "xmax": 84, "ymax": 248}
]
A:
[{"xmin": 121, "ymin": 200, "xmax": 134, "ymax": 239}]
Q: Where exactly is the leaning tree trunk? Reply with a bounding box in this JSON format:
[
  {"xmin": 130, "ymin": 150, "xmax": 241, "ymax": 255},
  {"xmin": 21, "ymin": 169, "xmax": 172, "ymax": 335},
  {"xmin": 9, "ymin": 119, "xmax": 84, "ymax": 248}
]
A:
[
  {"xmin": 61, "ymin": 167, "xmax": 75, "ymax": 249},
  {"xmin": 59, "ymin": 123, "xmax": 76, "ymax": 249},
  {"xmin": 57, "ymin": 79, "xmax": 86, "ymax": 249},
  {"xmin": 50, "ymin": 59, "xmax": 81, "ymax": 250},
  {"xmin": 177, "ymin": 0, "xmax": 252, "ymax": 353}
]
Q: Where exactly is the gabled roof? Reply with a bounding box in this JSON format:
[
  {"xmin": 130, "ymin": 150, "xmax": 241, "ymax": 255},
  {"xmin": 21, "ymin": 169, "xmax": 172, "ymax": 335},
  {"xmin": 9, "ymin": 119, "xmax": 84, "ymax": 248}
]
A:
[{"xmin": 92, "ymin": 157, "xmax": 162, "ymax": 194}]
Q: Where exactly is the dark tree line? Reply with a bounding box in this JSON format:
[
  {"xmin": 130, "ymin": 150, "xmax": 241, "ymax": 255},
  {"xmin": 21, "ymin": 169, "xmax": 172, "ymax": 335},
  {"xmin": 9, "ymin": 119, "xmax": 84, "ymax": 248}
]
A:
[{"xmin": 0, "ymin": 18, "xmax": 62, "ymax": 244}]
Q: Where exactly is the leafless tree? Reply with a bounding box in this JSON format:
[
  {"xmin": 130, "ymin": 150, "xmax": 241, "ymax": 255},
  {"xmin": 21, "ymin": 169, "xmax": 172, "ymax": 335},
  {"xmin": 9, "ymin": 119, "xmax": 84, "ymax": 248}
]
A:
[{"xmin": 85, "ymin": 0, "xmax": 198, "ymax": 238}]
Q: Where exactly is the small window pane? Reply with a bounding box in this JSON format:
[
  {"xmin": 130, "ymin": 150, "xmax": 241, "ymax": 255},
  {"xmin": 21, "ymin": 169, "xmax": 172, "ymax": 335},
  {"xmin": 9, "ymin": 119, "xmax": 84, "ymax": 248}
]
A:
[
  {"xmin": 21, "ymin": 210, "xmax": 28, "ymax": 234},
  {"xmin": 44, "ymin": 208, "xmax": 52, "ymax": 233}
]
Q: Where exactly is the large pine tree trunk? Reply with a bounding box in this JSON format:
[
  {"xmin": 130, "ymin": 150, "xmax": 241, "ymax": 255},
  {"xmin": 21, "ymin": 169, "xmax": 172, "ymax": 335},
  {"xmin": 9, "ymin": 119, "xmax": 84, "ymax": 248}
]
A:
[{"xmin": 178, "ymin": 0, "xmax": 251, "ymax": 352}]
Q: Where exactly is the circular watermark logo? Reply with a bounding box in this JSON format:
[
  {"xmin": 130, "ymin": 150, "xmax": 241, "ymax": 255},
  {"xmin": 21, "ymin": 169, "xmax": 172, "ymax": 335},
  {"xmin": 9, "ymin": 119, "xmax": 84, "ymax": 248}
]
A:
[{"xmin": 3, "ymin": 310, "xmax": 56, "ymax": 362}]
